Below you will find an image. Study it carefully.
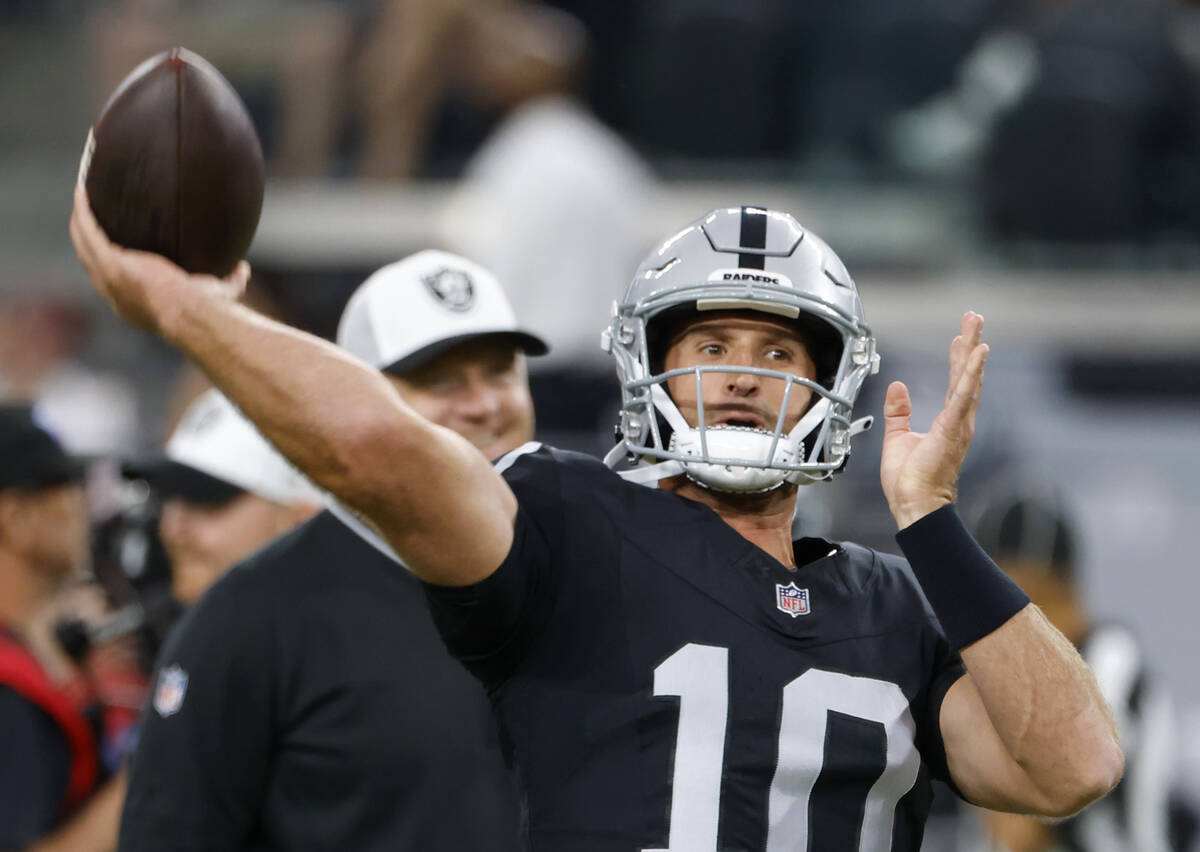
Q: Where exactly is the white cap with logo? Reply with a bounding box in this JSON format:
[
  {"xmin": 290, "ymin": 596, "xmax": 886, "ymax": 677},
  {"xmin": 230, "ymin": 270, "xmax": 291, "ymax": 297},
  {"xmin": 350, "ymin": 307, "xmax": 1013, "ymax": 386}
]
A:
[
  {"xmin": 336, "ymin": 249, "xmax": 548, "ymax": 372},
  {"xmin": 163, "ymin": 390, "xmax": 320, "ymax": 506}
]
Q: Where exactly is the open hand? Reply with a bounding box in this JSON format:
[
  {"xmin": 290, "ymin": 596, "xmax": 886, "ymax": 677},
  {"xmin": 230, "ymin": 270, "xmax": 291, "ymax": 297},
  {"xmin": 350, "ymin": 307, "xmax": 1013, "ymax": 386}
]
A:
[
  {"xmin": 880, "ymin": 312, "xmax": 989, "ymax": 529},
  {"xmin": 68, "ymin": 182, "xmax": 249, "ymax": 338}
]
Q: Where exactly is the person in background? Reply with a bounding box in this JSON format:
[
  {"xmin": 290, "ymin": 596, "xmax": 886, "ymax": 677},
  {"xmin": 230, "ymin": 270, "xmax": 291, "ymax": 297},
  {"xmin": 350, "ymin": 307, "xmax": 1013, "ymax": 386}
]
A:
[
  {"xmin": 0, "ymin": 404, "xmax": 124, "ymax": 852},
  {"xmin": 0, "ymin": 296, "xmax": 139, "ymax": 456},
  {"xmin": 972, "ymin": 479, "xmax": 1196, "ymax": 852},
  {"xmin": 126, "ymin": 389, "xmax": 321, "ymax": 608},
  {"xmin": 117, "ymin": 250, "xmax": 542, "ymax": 852}
]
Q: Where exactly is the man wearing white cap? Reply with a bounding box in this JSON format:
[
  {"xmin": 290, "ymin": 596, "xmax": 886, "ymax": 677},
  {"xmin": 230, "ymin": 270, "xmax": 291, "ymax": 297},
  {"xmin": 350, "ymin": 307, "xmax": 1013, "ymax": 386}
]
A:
[
  {"xmin": 128, "ymin": 389, "xmax": 321, "ymax": 606},
  {"xmin": 117, "ymin": 251, "xmax": 544, "ymax": 852}
]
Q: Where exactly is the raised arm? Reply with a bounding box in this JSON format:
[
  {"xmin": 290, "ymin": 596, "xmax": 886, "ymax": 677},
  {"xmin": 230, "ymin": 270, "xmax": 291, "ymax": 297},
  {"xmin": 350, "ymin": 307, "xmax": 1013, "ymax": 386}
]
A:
[
  {"xmin": 881, "ymin": 312, "xmax": 1123, "ymax": 816},
  {"xmin": 69, "ymin": 184, "xmax": 513, "ymax": 586}
]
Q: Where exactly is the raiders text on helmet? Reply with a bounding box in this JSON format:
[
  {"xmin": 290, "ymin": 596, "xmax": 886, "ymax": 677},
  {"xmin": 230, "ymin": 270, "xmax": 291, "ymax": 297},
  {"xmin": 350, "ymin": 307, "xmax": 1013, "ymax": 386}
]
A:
[{"xmin": 602, "ymin": 206, "xmax": 879, "ymax": 493}]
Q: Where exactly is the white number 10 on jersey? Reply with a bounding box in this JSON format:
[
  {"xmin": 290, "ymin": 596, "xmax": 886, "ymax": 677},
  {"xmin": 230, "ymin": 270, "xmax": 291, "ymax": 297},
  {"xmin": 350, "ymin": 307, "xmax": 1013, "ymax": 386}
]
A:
[{"xmin": 644, "ymin": 643, "xmax": 921, "ymax": 852}]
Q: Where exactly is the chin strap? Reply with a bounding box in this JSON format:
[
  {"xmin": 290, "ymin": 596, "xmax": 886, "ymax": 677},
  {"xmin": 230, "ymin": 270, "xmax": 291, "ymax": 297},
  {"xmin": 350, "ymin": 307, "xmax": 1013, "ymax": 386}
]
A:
[
  {"xmin": 617, "ymin": 460, "xmax": 684, "ymax": 486},
  {"xmin": 607, "ymin": 383, "xmax": 701, "ymax": 487},
  {"xmin": 651, "ymin": 384, "xmax": 693, "ymax": 435},
  {"xmin": 785, "ymin": 397, "xmax": 830, "ymax": 446}
]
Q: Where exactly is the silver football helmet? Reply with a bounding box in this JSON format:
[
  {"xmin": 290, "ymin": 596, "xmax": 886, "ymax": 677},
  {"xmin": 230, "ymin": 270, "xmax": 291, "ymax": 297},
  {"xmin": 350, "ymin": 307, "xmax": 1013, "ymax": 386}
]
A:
[{"xmin": 602, "ymin": 206, "xmax": 880, "ymax": 493}]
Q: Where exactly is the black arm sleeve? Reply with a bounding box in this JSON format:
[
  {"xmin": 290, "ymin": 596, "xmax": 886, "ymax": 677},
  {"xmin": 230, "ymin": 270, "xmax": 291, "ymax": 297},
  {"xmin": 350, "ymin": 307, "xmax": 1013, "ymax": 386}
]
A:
[
  {"xmin": 0, "ymin": 686, "xmax": 72, "ymax": 850},
  {"xmin": 919, "ymin": 637, "xmax": 967, "ymax": 792},
  {"xmin": 117, "ymin": 577, "xmax": 275, "ymax": 852}
]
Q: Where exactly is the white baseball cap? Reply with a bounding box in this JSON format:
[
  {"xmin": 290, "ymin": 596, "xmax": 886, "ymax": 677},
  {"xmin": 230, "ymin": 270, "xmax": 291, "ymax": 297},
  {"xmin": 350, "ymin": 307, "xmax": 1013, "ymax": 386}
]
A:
[
  {"xmin": 125, "ymin": 390, "xmax": 319, "ymax": 507},
  {"xmin": 336, "ymin": 249, "xmax": 548, "ymax": 373}
]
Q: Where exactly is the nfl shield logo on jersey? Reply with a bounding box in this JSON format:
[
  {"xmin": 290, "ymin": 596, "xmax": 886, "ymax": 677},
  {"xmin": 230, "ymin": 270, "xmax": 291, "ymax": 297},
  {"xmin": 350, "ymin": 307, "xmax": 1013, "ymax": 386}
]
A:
[
  {"xmin": 153, "ymin": 664, "xmax": 189, "ymax": 718},
  {"xmin": 775, "ymin": 582, "xmax": 810, "ymax": 618}
]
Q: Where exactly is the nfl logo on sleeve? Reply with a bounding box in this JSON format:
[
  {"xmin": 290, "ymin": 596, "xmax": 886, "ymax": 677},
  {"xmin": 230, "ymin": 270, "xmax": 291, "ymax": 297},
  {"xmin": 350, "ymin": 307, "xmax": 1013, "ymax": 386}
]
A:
[
  {"xmin": 153, "ymin": 664, "xmax": 189, "ymax": 717},
  {"xmin": 775, "ymin": 582, "xmax": 811, "ymax": 618}
]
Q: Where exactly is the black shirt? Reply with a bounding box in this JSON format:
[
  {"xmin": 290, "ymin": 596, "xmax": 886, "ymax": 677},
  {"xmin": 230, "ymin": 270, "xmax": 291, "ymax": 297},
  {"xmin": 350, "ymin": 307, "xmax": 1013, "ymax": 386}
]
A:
[
  {"xmin": 424, "ymin": 445, "xmax": 966, "ymax": 852},
  {"xmin": 0, "ymin": 686, "xmax": 72, "ymax": 850},
  {"xmin": 118, "ymin": 510, "xmax": 521, "ymax": 852}
]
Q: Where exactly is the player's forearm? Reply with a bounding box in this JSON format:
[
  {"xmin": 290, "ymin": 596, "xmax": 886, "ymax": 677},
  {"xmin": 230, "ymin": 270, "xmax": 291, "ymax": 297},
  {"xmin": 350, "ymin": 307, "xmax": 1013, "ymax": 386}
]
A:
[
  {"xmin": 898, "ymin": 506, "xmax": 1122, "ymax": 814},
  {"xmin": 161, "ymin": 287, "xmax": 414, "ymax": 511},
  {"xmin": 961, "ymin": 607, "xmax": 1123, "ymax": 815}
]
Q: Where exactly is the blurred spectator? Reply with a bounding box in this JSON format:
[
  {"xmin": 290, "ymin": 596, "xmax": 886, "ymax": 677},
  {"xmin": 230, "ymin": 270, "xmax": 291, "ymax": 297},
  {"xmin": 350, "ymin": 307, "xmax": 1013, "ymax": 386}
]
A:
[
  {"xmin": 0, "ymin": 296, "xmax": 139, "ymax": 456},
  {"xmin": 41, "ymin": 579, "xmax": 149, "ymax": 777},
  {"xmin": 980, "ymin": 0, "xmax": 1200, "ymax": 242},
  {"xmin": 623, "ymin": 0, "xmax": 792, "ymax": 159},
  {"xmin": 441, "ymin": 96, "xmax": 654, "ymax": 367},
  {"xmin": 794, "ymin": 0, "xmax": 1007, "ymax": 174},
  {"xmin": 124, "ymin": 389, "xmax": 320, "ymax": 607},
  {"xmin": 968, "ymin": 477, "xmax": 1197, "ymax": 852},
  {"xmin": 598, "ymin": 0, "xmax": 1002, "ymax": 169},
  {"xmin": 539, "ymin": 0, "xmax": 638, "ymax": 131},
  {"xmin": 887, "ymin": 28, "xmax": 1040, "ymax": 179},
  {"xmin": 0, "ymin": 404, "xmax": 123, "ymax": 852},
  {"xmin": 117, "ymin": 251, "xmax": 538, "ymax": 852},
  {"xmin": 87, "ymin": 0, "xmax": 357, "ymax": 178},
  {"xmin": 437, "ymin": 94, "xmax": 651, "ymax": 454},
  {"xmin": 356, "ymin": 0, "xmax": 586, "ymax": 178},
  {"xmin": 87, "ymin": 0, "xmax": 588, "ymax": 178}
]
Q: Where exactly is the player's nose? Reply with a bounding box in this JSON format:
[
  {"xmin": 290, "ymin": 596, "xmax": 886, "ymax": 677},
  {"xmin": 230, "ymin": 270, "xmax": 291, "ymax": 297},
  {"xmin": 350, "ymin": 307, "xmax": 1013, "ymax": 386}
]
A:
[
  {"xmin": 724, "ymin": 370, "xmax": 760, "ymax": 396},
  {"xmin": 457, "ymin": 378, "xmax": 504, "ymax": 421}
]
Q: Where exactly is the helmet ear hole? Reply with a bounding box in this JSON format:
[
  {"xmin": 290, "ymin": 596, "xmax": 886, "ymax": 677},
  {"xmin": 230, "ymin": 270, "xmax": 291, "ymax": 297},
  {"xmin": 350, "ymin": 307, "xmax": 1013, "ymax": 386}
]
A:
[
  {"xmin": 793, "ymin": 313, "xmax": 842, "ymax": 390},
  {"xmin": 645, "ymin": 304, "xmax": 703, "ymax": 375}
]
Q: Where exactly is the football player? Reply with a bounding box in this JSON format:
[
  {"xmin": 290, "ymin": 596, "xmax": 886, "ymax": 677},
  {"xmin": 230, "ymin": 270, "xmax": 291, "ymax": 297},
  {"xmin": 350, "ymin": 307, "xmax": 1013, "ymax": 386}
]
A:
[{"xmin": 70, "ymin": 190, "xmax": 1123, "ymax": 851}]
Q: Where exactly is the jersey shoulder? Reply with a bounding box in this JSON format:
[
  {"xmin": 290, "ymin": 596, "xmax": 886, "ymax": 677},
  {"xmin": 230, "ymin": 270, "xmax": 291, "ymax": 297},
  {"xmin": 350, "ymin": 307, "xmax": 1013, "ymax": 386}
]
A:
[
  {"xmin": 834, "ymin": 541, "xmax": 941, "ymax": 626},
  {"xmin": 495, "ymin": 442, "xmax": 613, "ymax": 488},
  {"xmin": 495, "ymin": 442, "xmax": 647, "ymax": 517}
]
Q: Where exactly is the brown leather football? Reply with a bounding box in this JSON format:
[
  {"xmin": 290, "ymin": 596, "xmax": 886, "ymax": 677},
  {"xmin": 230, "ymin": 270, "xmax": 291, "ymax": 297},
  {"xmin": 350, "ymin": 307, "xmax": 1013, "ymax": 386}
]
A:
[{"xmin": 81, "ymin": 47, "xmax": 264, "ymax": 277}]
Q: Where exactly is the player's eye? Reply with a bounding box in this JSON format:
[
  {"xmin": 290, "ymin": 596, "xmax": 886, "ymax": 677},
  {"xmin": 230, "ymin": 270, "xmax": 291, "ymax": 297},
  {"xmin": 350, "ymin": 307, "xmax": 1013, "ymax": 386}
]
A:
[
  {"xmin": 486, "ymin": 363, "xmax": 517, "ymax": 383},
  {"xmin": 700, "ymin": 343, "xmax": 725, "ymax": 356},
  {"xmin": 421, "ymin": 375, "xmax": 462, "ymax": 395},
  {"xmin": 765, "ymin": 348, "xmax": 792, "ymax": 362}
]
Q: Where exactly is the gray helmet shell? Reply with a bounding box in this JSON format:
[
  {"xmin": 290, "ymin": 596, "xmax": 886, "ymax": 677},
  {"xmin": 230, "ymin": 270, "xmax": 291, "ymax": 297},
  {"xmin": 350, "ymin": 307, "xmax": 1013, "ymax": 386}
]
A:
[{"xmin": 603, "ymin": 206, "xmax": 879, "ymax": 490}]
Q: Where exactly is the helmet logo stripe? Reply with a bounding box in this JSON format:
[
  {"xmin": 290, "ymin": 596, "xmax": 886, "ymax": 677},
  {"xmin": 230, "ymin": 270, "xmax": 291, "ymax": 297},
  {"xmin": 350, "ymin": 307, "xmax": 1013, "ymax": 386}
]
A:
[{"xmin": 738, "ymin": 205, "xmax": 768, "ymax": 269}]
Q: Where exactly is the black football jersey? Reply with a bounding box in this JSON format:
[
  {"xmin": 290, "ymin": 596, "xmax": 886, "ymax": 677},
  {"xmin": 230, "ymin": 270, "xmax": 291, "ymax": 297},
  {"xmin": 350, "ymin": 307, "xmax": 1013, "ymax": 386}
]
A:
[{"xmin": 425, "ymin": 445, "xmax": 966, "ymax": 852}]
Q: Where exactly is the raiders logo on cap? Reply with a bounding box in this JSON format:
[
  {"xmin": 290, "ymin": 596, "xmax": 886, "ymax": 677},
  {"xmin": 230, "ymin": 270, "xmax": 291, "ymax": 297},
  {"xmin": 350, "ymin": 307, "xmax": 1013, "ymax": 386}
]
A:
[{"xmin": 422, "ymin": 268, "xmax": 475, "ymax": 311}]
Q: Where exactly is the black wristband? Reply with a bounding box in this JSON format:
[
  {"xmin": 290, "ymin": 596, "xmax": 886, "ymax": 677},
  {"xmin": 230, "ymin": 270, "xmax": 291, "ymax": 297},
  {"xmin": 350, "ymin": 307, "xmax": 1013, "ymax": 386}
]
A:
[{"xmin": 895, "ymin": 504, "xmax": 1030, "ymax": 650}]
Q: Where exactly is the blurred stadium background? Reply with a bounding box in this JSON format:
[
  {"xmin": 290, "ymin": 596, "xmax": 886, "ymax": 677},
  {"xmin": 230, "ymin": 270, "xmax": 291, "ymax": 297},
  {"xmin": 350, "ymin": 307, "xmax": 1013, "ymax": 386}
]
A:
[{"xmin": 3, "ymin": 0, "xmax": 1200, "ymax": 841}]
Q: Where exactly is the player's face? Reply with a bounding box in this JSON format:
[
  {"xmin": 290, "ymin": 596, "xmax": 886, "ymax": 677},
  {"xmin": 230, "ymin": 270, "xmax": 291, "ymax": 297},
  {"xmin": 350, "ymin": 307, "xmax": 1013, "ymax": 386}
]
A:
[
  {"xmin": 159, "ymin": 493, "xmax": 302, "ymax": 606},
  {"xmin": 662, "ymin": 313, "xmax": 817, "ymax": 432},
  {"xmin": 389, "ymin": 337, "xmax": 536, "ymax": 461}
]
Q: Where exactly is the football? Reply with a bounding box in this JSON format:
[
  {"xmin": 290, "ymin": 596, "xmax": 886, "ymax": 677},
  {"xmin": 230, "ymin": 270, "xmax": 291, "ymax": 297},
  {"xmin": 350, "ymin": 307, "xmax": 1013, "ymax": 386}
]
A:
[{"xmin": 80, "ymin": 47, "xmax": 264, "ymax": 277}]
